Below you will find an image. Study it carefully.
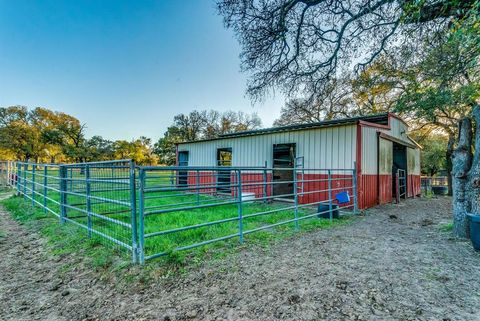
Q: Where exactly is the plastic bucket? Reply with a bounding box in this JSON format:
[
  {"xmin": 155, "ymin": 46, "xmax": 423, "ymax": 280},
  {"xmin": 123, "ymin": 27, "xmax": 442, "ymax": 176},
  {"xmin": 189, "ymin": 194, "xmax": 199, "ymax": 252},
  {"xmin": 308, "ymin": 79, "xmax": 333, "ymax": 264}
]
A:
[
  {"xmin": 317, "ymin": 203, "xmax": 339, "ymax": 219},
  {"xmin": 432, "ymin": 186, "xmax": 448, "ymax": 195},
  {"xmin": 466, "ymin": 213, "xmax": 480, "ymax": 251}
]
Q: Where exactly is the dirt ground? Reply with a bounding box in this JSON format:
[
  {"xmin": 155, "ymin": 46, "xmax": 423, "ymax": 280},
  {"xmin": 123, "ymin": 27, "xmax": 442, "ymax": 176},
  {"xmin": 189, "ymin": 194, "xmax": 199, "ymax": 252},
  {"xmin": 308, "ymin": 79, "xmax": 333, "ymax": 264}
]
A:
[{"xmin": 1, "ymin": 196, "xmax": 480, "ymax": 321}]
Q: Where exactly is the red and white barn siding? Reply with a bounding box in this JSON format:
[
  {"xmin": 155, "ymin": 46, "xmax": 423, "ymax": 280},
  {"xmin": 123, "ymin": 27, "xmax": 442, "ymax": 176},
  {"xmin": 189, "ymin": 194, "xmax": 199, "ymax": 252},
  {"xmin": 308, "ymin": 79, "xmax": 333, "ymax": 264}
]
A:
[
  {"xmin": 178, "ymin": 124, "xmax": 358, "ymax": 200},
  {"xmin": 177, "ymin": 114, "xmax": 420, "ymax": 210},
  {"xmin": 378, "ymin": 138, "xmax": 393, "ymax": 204},
  {"xmin": 358, "ymin": 115, "xmax": 421, "ymax": 209},
  {"xmin": 407, "ymin": 147, "xmax": 421, "ymax": 197},
  {"xmin": 297, "ymin": 173, "xmax": 355, "ymax": 207}
]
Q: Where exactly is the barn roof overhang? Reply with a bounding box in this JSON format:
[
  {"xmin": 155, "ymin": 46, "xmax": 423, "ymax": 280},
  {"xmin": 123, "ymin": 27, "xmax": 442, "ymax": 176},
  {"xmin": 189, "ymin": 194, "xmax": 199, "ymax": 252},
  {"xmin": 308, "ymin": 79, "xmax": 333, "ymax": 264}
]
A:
[{"xmin": 378, "ymin": 132, "xmax": 420, "ymax": 149}]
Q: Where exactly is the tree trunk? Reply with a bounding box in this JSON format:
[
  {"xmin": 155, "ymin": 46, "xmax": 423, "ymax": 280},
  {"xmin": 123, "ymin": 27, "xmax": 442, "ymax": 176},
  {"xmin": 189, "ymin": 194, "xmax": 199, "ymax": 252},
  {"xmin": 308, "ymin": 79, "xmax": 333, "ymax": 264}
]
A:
[
  {"xmin": 452, "ymin": 117, "xmax": 472, "ymax": 238},
  {"xmin": 452, "ymin": 104, "xmax": 480, "ymax": 238},
  {"xmin": 467, "ymin": 105, "xmax": 480, "ymax": 218},
  {"xmin": 446, "ymin": 134, "xmax": 454, "ymax": 196}
]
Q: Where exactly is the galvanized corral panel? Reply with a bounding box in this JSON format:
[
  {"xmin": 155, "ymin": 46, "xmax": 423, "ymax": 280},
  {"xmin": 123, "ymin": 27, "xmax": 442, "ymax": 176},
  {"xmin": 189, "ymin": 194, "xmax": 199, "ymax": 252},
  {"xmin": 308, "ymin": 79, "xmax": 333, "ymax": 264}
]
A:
[{"xmin": 178, "ymin": 124, "xmax": 357, "ymax": 171}]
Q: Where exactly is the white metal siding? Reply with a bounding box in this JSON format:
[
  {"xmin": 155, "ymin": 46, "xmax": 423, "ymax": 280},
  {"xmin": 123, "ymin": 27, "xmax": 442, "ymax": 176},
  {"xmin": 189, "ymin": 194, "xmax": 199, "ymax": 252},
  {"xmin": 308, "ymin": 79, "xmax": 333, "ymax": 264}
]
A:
[
  {"xmin": 379, "ymin": 138, "xmax": 393, "ymax": 175},
  {"xmin": 361, "ymin": 126, "xmax": 378, "ymax": 175},
  {"xmin": 362, "ymin": 115, "xmax": 418, "ymax": 174},
  {"xmin": 388, "ymin": 118, "xmax": 411, "ymax": 144},
  {"xmin": 407, "ymin": 147, "xmax": 421, "ymax": 175},
  {"xmin": 178, "ymin": 124, "xmax": 357, "ymax": 170}
]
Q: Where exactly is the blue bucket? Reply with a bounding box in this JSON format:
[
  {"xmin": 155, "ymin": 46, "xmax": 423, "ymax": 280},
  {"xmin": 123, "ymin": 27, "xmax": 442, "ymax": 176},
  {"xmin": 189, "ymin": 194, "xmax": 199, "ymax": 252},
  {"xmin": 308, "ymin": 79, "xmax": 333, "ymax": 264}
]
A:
[
  {"xmin": 336, "ymin": 191, "xmax": 350, "ymax": 204},
  {"xmin": 466, "ymin": 213, "xmax": 480, "ymax": 251}
]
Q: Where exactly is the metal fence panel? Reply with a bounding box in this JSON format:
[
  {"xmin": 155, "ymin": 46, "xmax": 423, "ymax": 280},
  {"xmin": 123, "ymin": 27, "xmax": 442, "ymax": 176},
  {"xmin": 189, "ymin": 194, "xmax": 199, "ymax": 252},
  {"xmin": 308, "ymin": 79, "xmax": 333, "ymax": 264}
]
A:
[
  {"xmin": 137, "ymin": 164, "xmax": 358, "ymax": 263},
  {"xmin": 0, "ymin": 160, "xmax": 16, "ymax": 188},
  {"xmin": 5, "ymin": 159, "xmax": 358, "ymax": 265},
  {"xmin": 14, "ymin": 160, "xmax": 139, "ymax": 262}
]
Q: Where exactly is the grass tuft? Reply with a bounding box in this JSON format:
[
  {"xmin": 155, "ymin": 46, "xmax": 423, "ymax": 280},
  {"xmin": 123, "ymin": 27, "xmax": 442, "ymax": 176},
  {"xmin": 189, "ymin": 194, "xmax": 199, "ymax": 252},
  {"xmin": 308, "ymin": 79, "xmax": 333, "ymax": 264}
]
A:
[{"xmin": 439, "ymin": 222, "xmax": 453, "ymax": 232}]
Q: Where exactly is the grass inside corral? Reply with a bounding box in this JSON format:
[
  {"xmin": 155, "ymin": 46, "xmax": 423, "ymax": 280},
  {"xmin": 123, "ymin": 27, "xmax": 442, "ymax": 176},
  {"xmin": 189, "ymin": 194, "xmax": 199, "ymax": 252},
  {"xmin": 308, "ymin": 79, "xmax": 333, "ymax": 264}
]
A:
[{"xmin": 1, "ymin": 191, "xmax": 354, "ymax": 281}]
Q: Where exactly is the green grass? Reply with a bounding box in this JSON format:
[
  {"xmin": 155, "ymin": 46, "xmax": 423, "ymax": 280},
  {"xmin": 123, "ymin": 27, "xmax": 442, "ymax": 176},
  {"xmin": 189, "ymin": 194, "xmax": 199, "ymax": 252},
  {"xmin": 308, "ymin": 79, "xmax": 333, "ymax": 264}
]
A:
[
  {"xmin": 10, "ymin": 169, "xmax": 355, "ymax": 269},
  {"xmin": 1, "ymin": 193, "xmax": 353, "ymax": 282},
  {"xmin": 439, "ymin": 222, "xmax": 453, "ymax": 232},
  {"xmin": 1, "ymin": 196, "xmax": 123, "ymax": 272}
]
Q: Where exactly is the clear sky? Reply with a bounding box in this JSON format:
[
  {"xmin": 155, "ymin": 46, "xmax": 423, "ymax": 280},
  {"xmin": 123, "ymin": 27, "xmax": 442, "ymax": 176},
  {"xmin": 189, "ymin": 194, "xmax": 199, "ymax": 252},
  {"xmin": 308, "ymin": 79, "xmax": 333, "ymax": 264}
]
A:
[{"xmin": 0, "ymin": 0, "xmax": 285, "ymax": 141}]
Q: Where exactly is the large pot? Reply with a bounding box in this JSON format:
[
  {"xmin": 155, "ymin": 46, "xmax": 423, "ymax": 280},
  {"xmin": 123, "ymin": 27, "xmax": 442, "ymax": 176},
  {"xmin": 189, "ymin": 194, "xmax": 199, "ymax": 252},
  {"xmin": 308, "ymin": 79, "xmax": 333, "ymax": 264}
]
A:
[
  {"xmin": 317, "ymin": 203, "xmax": 339, "ymax": 219},
  {"xmin": 466, "ymin": 213, "xmax": 480, "ymax": 251},
  {"xmin": 432, "ymin": 186, "xmax": 448, "ymax": 195}
]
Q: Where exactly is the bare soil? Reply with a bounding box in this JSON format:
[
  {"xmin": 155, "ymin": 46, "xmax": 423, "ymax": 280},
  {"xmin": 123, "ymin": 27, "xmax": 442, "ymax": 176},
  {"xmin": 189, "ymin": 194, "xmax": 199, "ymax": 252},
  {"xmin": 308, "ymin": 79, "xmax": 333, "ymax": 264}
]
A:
[{"xmin": 1, "ymin": 196, "xmax": 480, "ymax": 321}]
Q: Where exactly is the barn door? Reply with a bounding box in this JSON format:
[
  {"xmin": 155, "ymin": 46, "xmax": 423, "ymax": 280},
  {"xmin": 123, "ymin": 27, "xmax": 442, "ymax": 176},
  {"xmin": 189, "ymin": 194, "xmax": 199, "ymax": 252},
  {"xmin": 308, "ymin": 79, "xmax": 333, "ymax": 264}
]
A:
[
  {"xmin": 272, "ymin": 143, "xmax": 296, "ymax": 198},
  {"xmin": 392, "ymin": 143, "xmax": 407, "ymax": 200},
  {"xmin": 217, "ymin": 148, "xmax": 232, "ymax": 193},
  {"xmin": 378, "ymin": 138, "xmax": 393, "ymax": 204},
  {"xmin": 177, "ymin": 151, "xmax": 189, "ymax": 186}
]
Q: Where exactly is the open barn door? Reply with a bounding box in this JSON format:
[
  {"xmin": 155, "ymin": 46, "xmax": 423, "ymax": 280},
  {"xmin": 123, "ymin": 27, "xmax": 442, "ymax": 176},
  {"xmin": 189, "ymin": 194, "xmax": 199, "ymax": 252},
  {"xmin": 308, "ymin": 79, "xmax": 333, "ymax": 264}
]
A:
[
  {"xmin": 177, "ymin": 151, "xmax": 189, "ymax": 186},
  {"xmin": 393, "ymin": 143, "xmax": 407, "ymax": 201},
  {"xmin": 217, "ymin": 148, "xmax": 232, "ymax": 193},
  {"xmin": 272, "ymin": 143, "xmax": 296, "ymax": 199}
]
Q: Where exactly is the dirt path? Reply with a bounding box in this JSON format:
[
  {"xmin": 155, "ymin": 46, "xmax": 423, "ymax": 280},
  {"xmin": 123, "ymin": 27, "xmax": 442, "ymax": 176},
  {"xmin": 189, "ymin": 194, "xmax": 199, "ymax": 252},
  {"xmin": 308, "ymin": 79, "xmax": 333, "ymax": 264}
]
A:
[{"xmin": 1, "ymin": 197, "xmax": 480, "ymax": 321}]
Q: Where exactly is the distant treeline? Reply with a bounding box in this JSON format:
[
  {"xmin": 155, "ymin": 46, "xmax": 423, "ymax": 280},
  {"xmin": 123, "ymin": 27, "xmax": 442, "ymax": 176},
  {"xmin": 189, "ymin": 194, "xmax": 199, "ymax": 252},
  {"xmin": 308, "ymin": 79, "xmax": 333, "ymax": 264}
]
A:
[{"xmin": 0, "ymin": 106, "xmax": 261, "ymax": 165}]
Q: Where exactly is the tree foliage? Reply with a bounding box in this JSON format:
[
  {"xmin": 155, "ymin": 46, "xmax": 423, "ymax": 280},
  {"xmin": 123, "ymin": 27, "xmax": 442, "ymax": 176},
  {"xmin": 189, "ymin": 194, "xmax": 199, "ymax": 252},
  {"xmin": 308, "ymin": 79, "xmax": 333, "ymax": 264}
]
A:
[
  {"xmin": 218, "ymin": 0, "xmax": 476, "ymax": 101},
  {"xmin": 0, "ymin": 106, "xmax": 159, "ymax": 165},
  {"xmin": 219, "ymin": 0, "xmax": 480, "ymax": 236}
]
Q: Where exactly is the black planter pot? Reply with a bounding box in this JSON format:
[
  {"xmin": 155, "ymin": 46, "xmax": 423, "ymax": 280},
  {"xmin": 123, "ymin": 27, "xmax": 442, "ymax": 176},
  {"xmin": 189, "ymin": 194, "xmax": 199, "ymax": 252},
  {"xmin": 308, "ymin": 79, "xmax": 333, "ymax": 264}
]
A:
[
  {"xmin": 466, "ymin": 213, "xmax": 480, "ymax": 251},
  {"xmin": 432, "ymin": 186, "xmax": 448, "ymax": 195},
  {"xmin": 317, "ymin": 203, "xmax": 339, "ymax": 219}
]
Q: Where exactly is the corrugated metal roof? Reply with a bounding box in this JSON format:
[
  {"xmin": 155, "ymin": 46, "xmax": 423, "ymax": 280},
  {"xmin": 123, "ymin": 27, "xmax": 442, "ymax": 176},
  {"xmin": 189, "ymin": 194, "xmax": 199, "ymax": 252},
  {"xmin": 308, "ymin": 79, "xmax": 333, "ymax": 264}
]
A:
[
  {"xmin": 179, "ymin": 113, "xmax": 389, "ymax": 144},
  {"xmin": 220, "ymin": 113, "xmax": 388, "ymax": 138}
]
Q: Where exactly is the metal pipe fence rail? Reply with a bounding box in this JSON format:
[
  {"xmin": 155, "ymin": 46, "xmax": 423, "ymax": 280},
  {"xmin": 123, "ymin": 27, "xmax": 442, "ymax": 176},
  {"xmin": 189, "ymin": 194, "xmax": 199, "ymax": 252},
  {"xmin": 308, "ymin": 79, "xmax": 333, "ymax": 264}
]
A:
[
  {"xmin": 14, "ymin": 160, "xmax": 138, "ymax": 262},
  {"xmin": 421, "ymin": 176, "xmax": 449, "ymax": 195},
  {"xmin": 5, "ymin": 160, "xmax": 358, "ymax": 264},
  {"xmin": 137, "ymin": 164, "xmax": 358, "ymax": 264},
  {"xmin": 396, "ymin": 169, "xmax": 407, "ymax": 203},
  {"xmin": 0, "ymin": 160, "xmax": 16, "ymax": 187}
]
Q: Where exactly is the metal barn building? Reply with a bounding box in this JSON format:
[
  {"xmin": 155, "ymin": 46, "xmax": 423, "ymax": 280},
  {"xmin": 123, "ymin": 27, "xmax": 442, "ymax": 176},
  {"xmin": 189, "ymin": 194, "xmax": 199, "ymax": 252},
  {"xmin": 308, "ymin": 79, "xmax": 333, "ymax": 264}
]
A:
[{"xmin": 176, "ymin": 113, "xmax": 421, "ymax": 209}]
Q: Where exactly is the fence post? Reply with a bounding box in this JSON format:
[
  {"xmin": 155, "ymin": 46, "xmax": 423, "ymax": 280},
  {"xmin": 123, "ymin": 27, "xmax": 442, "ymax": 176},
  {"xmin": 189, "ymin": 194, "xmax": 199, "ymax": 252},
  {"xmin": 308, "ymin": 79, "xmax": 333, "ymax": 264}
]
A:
[
  {"xmin": 129, "ymin": 161, "xmax": 138, "ymax": 264},
  {"xmin": 85, "ymin": 165, "xmax": 92, "ymax": 238},
  {"xmin": 23, "ymin": 163, "xmax": 27, "ymax": 197},
  {"xmin": 328, "ymin": 169, "xmax": 333, "ymax": 222},
  {"xmin": 43, "ymin": 166, "xmax": 48, "ymax": 212},
  {"xmin": 59, "ymin": 165, "xmax": 67, "ymax": 223},
  {"xmin": 196, "ymin": 170, "xmax": 200, "ymax": 205},
  {"xmin": 138, "ymin": 168, "xmax": 146, "ymax": 264},
  {"xmin": 237, "ymin": 170, "xmax": 244, "ymax": 243},
  {"xmin": 10, "ymin": 161, "xmax": 13, "ymax": 187},
  {"xmin": 293, "ymin": 161, "xmax": 299, "ymax": 230},
  {"xmin": 69, "ymin": 168, "xmax": 73, "ymax": 192},
  {"xmin": 6, "ymin": 161, "xmax": 10, "ymax": 186},
  {"xmin": 396, "ymin": 170, "xmax": 400, "ymax": 204},
  {"xmin": 353, "ymin": 162, "xmax": 358, "ymax": 214},
  {"xmin": 16, "ymin": 162, "xmax": 21, "ymax": 195},
  {"xmin": 263, "ymin": 161, "xmax": 267, "ymax": 203},
  {"xmin": 31, "ymin": 164, "xmax": 36, "ymax": 206}
]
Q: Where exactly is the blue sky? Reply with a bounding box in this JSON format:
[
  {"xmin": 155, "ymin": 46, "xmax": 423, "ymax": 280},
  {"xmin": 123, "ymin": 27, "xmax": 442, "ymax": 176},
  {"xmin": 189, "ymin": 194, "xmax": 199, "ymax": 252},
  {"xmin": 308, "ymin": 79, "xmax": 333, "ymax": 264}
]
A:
[{"xmin": 0, "ymin": 0, "xmax": 284, "ymax": 141}]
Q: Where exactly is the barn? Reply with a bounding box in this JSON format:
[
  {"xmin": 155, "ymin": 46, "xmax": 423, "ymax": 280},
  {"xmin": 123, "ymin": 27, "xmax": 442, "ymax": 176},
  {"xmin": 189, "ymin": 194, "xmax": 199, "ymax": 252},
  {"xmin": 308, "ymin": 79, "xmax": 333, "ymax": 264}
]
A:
[{"xmin": 176, "ymin": 113, "xmax": 421, "ymax": 210}]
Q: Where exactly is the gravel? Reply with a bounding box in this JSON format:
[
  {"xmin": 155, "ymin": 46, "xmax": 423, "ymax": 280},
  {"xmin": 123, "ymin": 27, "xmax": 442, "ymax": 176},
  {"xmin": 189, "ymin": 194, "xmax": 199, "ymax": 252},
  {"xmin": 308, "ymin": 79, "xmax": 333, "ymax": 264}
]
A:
[{"xmin": 1, "ymin": 197, "xmax": 480, "ymax": 321}]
